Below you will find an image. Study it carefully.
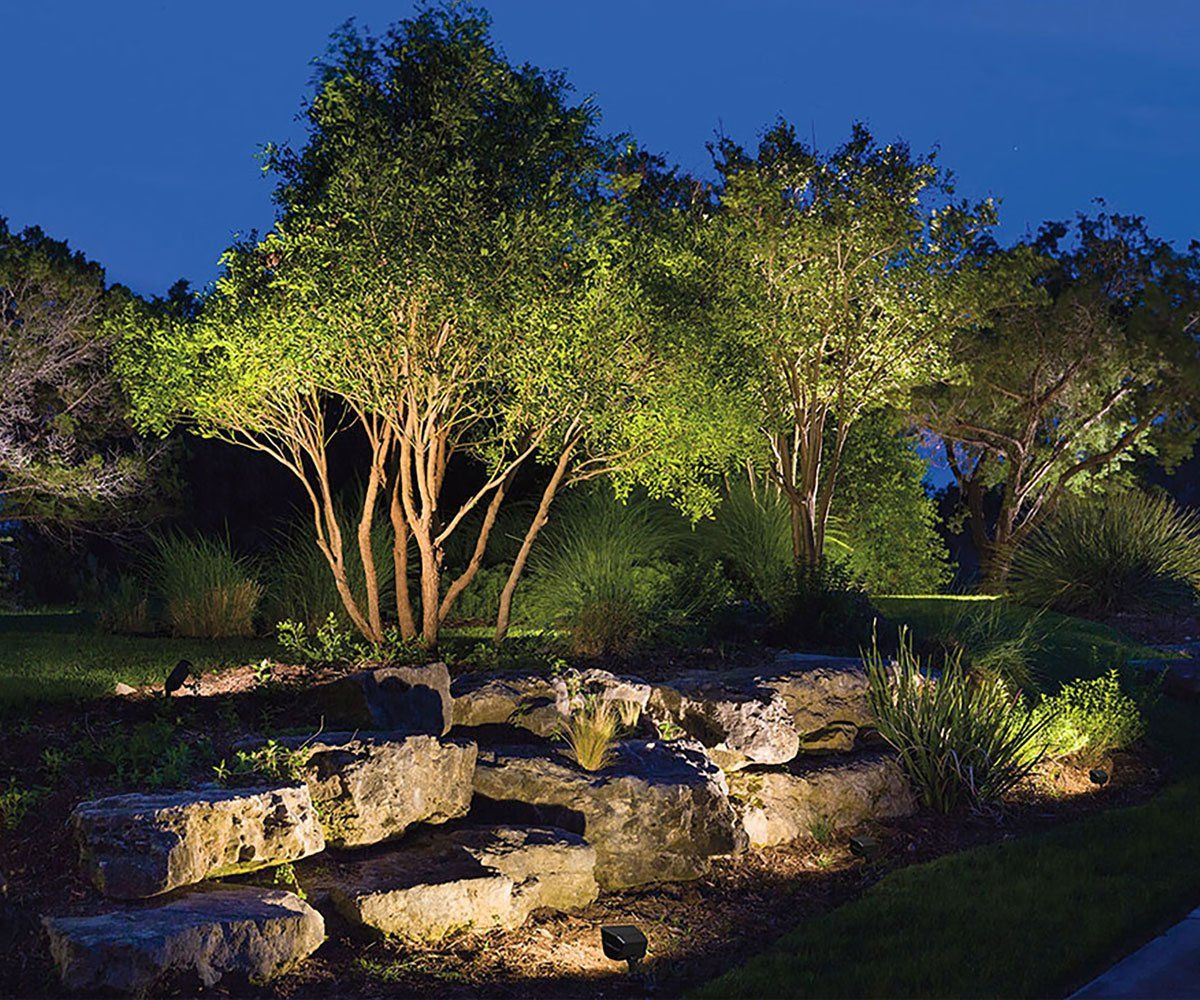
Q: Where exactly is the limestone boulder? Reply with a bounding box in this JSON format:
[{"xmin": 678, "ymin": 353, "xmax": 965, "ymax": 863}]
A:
[
  {"xmin": 316, "ymin": 662, "xmax": 452, "ymax": 735},
  {"xmin": 472, "ymin": 740, "xmax": 743, "ymax": 889},
  {"xmin": 273, "ymin": 733, "xmax": 476, "ymax": 848},
  {"xmin": 71, "ymin": 785, "xmax": 325, "ymax": 899},
  {"xmin": 647, "ymin": 674, "xmax": 800, "ymax": 770},
  {"xmin": 43, "ymin": 886, "xmax": 324, "ymax": 992},
  {"xmin": 451, "ymin": 673, "xmax": 562, "ymax": 736},
  {"xmin": 727, "ymin": 751, "xmax": 916, "ymax": 848},
  {"xmin": 328, "ymin": 825, "xmax": 596, "ymax": 942}
]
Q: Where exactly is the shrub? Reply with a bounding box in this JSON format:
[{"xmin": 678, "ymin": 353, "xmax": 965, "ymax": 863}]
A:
[
  {"xmin": 1009, "ymin": 491, "xmax": 1200, "ymax": 617},
  {"xmin": 771, "ymin": 562, "xmax": 879, "ymax": 653},
  {"xmin": 866, "ymin": 629, "xmax": 1050, "ymax": 813},
  {"xmin": 1034, "ymin": 669, "xmax": 1148, "ymax": 765},
  {"xmin": 521, "ymin": 489, "xmax": 728, "ymax": 656},
  {"xmin": 277, "ymin": 613, "xmax": 366, "ymax": 666},
  {"xmin": 923, "ymin": 600, "xmax": 1045, "ymax": 692},
  {"xmin": 150, "ymin": 532, "xmax": 263, "ymax": 638},
  {"xmin": 556, "ymin": 695, "xmax": 620, "ymax": 771},
  {"xmin": 98, "ymin": 573, "xmax": 152, "ymax": 634}
]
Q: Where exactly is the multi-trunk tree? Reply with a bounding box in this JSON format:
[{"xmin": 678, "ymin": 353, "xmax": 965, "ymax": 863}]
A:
[
  {"xmin": 917, "ymin": 213, "xmax": 1200, "ymax": 587},
  {"xmin": 116, "ymin": 7, "xmax": 720, "ymax": 646},
  {"xmin": 692, "ymin": 122, "xmax": 1038, "ymax": 566}
]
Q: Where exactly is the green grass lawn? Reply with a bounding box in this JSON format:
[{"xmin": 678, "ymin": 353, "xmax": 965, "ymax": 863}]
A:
[
  {"xmin": 0, "ymin": 613, "xmax": 273, "ymax": 713},
  {"xmin": 702, "ymin": 596, "xmax": 1200, "ymax": 999}
]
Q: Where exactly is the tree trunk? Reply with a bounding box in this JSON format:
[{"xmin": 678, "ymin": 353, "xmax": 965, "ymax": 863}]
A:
[{"xmin": 494, "ymin": 438, "xmax": 577, "ymax": 642}]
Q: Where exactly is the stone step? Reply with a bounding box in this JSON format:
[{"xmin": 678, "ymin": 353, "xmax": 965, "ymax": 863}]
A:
[
  {"xmin": 727, "ymin": 750, "xmax": 916, "ymax": 848},
  {"xmin": 472, "ymin": 740, "xmax": 743, "ymax": 890},
  {"xmin": 328, "ymin": 825, "xmax": 597, "ymax": 943},
  {"xmin": 263, "ymin": 732, "xmax": 476, "ymax": 849},
  {"xmin": 71, "ymin": 785, "xmax": 325, "ymax": 899},
  {"xmin": 43, "ymin": 885, "xmax": 324, "ymax": 992}
]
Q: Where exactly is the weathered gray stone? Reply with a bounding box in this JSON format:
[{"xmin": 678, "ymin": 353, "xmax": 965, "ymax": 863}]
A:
[
  {"xmin": 728, "ymin": 751, "xmax": 916, "ymax": 848},
  {"xmin": 329, "ymin": 826, "xmax": 596, "ymax": 942},
  {"xmin": 451, "ymin": 673, "xmax": 562, "ymax": 736},
  {"xmin": 71, "ymin": 786, "xmax": 325, "ymax": 899},
  {"xmin": 732, "ymin": 654, "xmax": 873, "ymax": 752},
  {"xmin": 647, "ymin": 674, "xmax": 800, "ymax": 770},
  {"xmin": 269, "ymin": 733, "xmax": 476, "ymax": 848},
  {"xmin": 317, "ymin": 662, "xmax": 452, "ymax": 735},
  {"xmin": 43, "ymin": 886, "xmax": 324, "ymax": 992},
  {"xmin": 472, "ymin": 741, "xmax": 743, "ymax": 889}
]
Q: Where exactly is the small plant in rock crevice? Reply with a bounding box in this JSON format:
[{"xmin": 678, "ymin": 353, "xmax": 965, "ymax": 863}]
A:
[
  {"xmin": 0, "ymin": 778, "xmax": 45, "ymax": 830},
  {"xmin": 213, "ymin": 739, "xmax": 314, "ymax": 785},
  {"xmin": 556, "ymin": 695, "xmax": 620, "ymax": 771}
]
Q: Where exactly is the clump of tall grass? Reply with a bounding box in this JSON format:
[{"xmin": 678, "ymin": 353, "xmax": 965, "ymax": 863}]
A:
[
  {"xmin": 98, "ymin": 574, "xmax": 152, "ymax": 634},
  {"xmin": 1009, "ymin": 491, "xmax": 1200, "ymax": 617},
  {"xmin": 924, "ymin": 599, "xmax": 1046, "ymax": 692},
  {"xmin": 866, "ymin": 628, "xmax": 1050, "ymax": 813},
  {"xmin": 521, "ymin": 488, "xmax": 727, "ymax": 656},
  {"xmin": 150, "ymin": 532, "xmax": 263, "ymax": 638},
  {"xmin": 557, "ymin": 695, "xmax": 621, "ymax": 771}
]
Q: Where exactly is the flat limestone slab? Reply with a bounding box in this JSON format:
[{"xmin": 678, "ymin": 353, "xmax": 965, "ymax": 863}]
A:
[
  {"xmin": 72, "ymin": 785, "xmax": 325, "ymax": 898},
  {"xmin": 43, "ymin": 886, "xmax": 325, "ymax": 992},
  {"xmin": 273, "ymin": 732, "xmax": 476, "ymax": 848},
  {"xmin": 728, "ymin": 751, "xmax": 915, "ymax": 847},
  {"xmin": 329, "ymin": 825, "xmax": 596, "ymax": 943}
]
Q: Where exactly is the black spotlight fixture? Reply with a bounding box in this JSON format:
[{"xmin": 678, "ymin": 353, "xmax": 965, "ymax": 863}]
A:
[
  {"xmin": 164, "ymin": 659, "xmax": 193, "ymax": 696},
  {"xmin": 1089, "ymin": 767, "xmax": 1110, "ymax": 786},
  {"xmin": 849, "ymin": 834, "xmax": 880, "ymax": 860},
  {"xmin": 602, "ymin": 924, "xmax": 648, "ymax": 972}
]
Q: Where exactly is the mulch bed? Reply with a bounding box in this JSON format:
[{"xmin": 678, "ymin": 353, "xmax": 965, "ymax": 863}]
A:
[{"xmin": 0, "ymin": 656, "xmax": 1168, "ymax": 998}]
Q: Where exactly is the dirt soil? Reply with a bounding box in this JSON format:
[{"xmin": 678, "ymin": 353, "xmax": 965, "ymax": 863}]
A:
[{"xmin": 0, "ymin": 656, "xmax": 1167, "ymax": 999}]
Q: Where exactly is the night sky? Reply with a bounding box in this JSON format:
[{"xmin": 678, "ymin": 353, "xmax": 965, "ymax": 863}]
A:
[{"xmin": 5, "ymin": 0, "xmax": 1198, "ymax": 296}]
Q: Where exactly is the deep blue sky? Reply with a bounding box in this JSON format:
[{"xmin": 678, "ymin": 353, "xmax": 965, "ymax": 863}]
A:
[{"xmin": 5, "ymin": 1, "xmax": 1198, "ymax": 296}]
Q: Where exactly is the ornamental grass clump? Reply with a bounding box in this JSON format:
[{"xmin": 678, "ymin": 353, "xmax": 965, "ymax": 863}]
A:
[
  {"xmin": 151, "ymin": 532, "xmax": 263, "ymax": 638},
  {"xmin": 557, "ymin": 695, "xmax": 621, "ymax": 772},
  {"xmin": 866, "ymin": 628, "xmax": 1050, "ymax": 813},
  {"xmin": 1034, "ymin": 669, "xmax": 1149, "ymax": 766},
  {"xmin": 1009, "ymin": 491, "xmax": 1200, "ymax": 617}
]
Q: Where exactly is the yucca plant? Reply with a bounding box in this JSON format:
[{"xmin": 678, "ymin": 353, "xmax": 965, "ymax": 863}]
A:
[
  {"xmin": 866, "ymin": 628, "xmax": 1051, "ymax": 813},
  {"xmin": 1009, "ymin": 491, "xmax": 1200, "ymax": 617},
  {"xmin": 556, "ymin": 695, "xmax": 621, "ymax": 771},
  {"xmin": 150, "ymin": 532, "xmax": 263, "ymax": 638}
]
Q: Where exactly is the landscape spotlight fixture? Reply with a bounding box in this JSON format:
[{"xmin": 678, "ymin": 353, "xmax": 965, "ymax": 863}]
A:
[
  {"xmin": 164, "ymin": 659, "xmax": 193, "ymax": 696},
  {"xmin": 1089, "ymin": 768, "xmax": 1110, "ymax": 786},
  {"xmin": 849, "ymin": 834, "xmax": 880, "ymax": 860},
  {"xmin": 601, "ymin": 924, "xmax": 647, "ymax": 973}
]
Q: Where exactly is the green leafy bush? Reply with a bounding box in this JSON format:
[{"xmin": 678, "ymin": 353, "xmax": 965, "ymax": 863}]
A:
[
  {"xmin": 277, "ymin": 613, "xmax": 366, "ymax": 666},
  {"xmin": 866, "ymin": 629, "xmax": 1049, "ymax": 813},
  {"xmin": 771, "ymin": 562, "xmax": 879, "ymax": 653},
  {"xmin": 1009, "ymin": 491, "xmax": 1200, "ymax": 617},
  {"xmin": 0, "ymin": 778, "xmax": 45, "ymax": 830},
  {"xmin": 1034, "ymin": 670, "xmax": 1148, "ymax": 765},
  {"xmin": 150, "ymin": 532, "xmax": 263, "ymax": 638},
  {"xmin": 521, "ymin": 489, "xmax": 728, "ymax": 656}
]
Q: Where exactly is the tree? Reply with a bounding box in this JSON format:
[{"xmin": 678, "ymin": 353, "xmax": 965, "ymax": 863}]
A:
[
  {"xmin": 696, "ymin": 122, "xmax": 1035, "ymax": 567},
  {"xmin": 917, "ymin": 213, "xmax": 1200, "ymax": 587},
  {"xmin": 0, "ymin": 219, "xmax": 158, "ymax": 538},
  {"xmin": 117, "ymin": 7, "xmax": 709, "ymax": 647}
]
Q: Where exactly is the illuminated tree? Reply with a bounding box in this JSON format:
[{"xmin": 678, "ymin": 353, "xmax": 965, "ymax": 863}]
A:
[
  {"xmin": 917, "ymin": 213, "xmax": 1200, "ymax": 587},
  {"xmin": 694, "ymin": 122, "xmax": 1036, "ymax": 566}
]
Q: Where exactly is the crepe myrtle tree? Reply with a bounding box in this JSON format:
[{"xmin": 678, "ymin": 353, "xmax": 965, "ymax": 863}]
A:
[
  {"xmin": 695, "ymin": 121, "xmax": 1040, "ymax": 567},
  {"xmin": 0, "ymin": 219, "xmax": 160, "ymax": 538},
  {"xmin": 116, "ymin": 7, "xmax": 723, "ymax": 647},
  {"xmin": 917, "ymin": 212, "xmax": 1200, "ymax": 588}
]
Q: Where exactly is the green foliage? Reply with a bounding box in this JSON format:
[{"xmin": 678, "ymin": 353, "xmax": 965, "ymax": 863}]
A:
[
  {"xmin": 556, "ymin": 695, "xmax": 621, "ymax": 771},
  {"xmin": 922, "ymin": 599, "xmax": 1046, "ymax": 692},
  {"xmin": 276, "ymin": 613, "xmax": 365, "ymax": 667},
  {"xmin": 88, "ymin": 718, "xmax": 208, "ymax": 788},
  {"xmin": 213, "ymin": 739, "xmax": 313, "ymax": 785},
  {"xmin": 771, "ymin": 563, "xmax": 878, "ymax": 653},
  {"xmin": 520, "ymin": 488, "xmax": 729, "ymax": 655},
  {"xmin": 150, "ymin": 532, "xmax": 263, "ymax": 638},
  {"xmin": 699, "ymin": 478, "xmax": 793, "ymax": 608},
  {"xmin": 1009, "ymin": 491, "xmax": 1200, "ymax": 616},
  {"xmin": 1034, "ymin": 670, "xmax": 1148, "ymax": 765},
  {"xmin": 97, "ymin": 574, "xmax": 151, "ymax": 635},
  {"xmin": 0, "ymin": 777, "xmax": 45, "ymax": 830},
  {"xmin": 866, "ymin": 629, "xmax": 1049, "ymax": 813},
  {"xmin": 919, "ymin": 214, "xmax": 1200, "ymax": 583}
]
